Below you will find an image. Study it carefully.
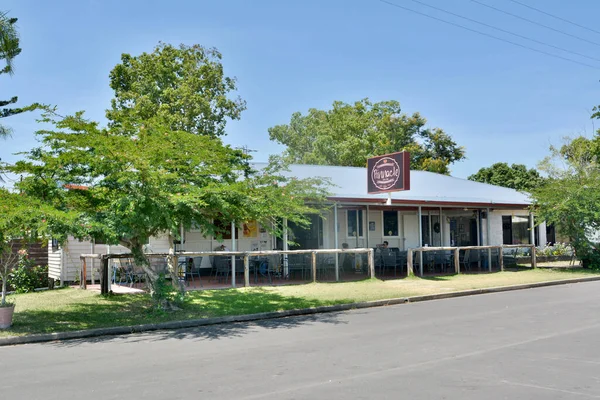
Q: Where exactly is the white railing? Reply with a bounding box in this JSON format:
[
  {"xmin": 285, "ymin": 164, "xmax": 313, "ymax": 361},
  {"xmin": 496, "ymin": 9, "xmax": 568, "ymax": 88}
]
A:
[
  {"xmin": 81, "ymin": 248, "xmax": 376, "ymax": 294},
  {"xmin": 407, "ymin": 244, "xmax": 536, "ymax": 275}
]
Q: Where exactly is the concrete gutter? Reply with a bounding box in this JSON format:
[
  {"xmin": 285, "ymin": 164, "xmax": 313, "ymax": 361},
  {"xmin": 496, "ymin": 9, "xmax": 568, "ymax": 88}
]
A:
[{"xmin": 2, "ymin": 275, "xmax": 600, "ymax": 347}]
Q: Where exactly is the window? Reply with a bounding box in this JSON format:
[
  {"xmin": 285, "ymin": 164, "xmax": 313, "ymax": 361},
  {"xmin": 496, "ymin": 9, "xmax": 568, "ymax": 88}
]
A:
[
  {"xmin": 421, "ymin": 215, "xmax": 430, "ymax": 245},
  {"xmin": 383, "ymin": 211, "xmax": 398, "ymax": 237},
  {"xmin": 502, "ymin": 216, "xmax": 512, "ymax": 245},
  {"xmin": 213, "ymin": 219, "xmax": 238, "ymax": 240},
  {"xmin": 347, "ymin": 210, "xmax": 364, "ymax": 237},
  {"xmin": 51, "ymin": 238, "xmax": 59, "ymax": 252},
  {"xmin": 512, "ymin": 215, "xmax": 530, "ymax": 244},
  {"xmin": 502, "ymin": 215, "xmax": 530, "ymax": 245}
]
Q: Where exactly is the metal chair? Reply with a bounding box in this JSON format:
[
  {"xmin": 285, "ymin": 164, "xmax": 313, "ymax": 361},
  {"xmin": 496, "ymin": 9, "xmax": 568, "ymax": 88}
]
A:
[
  {"xmin": 213, "ymin": 256, "xmax": 230, "ymax": 284},
  {"xmin": 460, "ymin": 250, "xmax": 472, "ymax": 272},
  {"xmin": 185, "ymin": 257, "xmax": 203, "ymax": 287},
  {"xmin": 382, "ymin": 250, "xmax": 398, "ymax": 277},
  {"xmin": 288, "ymin": 254, "xmax": 309, "ymax": 281},
  {"xmin": 396, "ymin": 251, "xmax": 407, "ymax": 276},
  {"xmin": 435, "ymin": 251, "xmax": 452, "ymax": 273}
]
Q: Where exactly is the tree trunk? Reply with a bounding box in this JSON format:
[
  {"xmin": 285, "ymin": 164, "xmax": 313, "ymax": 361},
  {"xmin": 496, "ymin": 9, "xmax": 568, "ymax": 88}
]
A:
[
  {"xmin": 1, "ymin": 276, "xmax": 6, "ymax": 307},
  {"xmin": 127, "ymin": 238, "xmax": 185, "ymax": 310},
  {"xmin": 168, "ymin": 234, "xmax": 186, "ymax": 295}
]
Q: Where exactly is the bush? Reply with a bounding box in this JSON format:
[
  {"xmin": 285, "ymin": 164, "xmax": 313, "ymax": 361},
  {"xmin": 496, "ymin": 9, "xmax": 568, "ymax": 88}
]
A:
[
  {"xmin": 31, "ymin": 265, "xmax": 49, "ymax": 289},
  {"xmin": 9, "ymin": 264, "xmax": 36, "ymax": 293},
  {"xmin": 151, "ymin": 273, "xmax": 185, "ymax": 309},
  {"xmin": 7, "ymin": 249, "xmax": 50, "ymax": 293},
  {"xmin": 536, "ymin": 243, "xmax": 573, "ymax": 257}
]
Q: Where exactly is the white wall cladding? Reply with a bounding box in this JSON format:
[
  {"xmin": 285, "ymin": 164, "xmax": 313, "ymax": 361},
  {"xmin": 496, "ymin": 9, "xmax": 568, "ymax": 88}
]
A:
[{"xmin": 51, "ymin": 210, "xmax": 536, "ymax": 281}]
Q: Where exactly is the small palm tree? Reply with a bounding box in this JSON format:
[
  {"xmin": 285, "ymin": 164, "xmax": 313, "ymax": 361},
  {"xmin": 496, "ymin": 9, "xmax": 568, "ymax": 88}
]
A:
[{"xmin": 0, "ymin": 12, "xmax": 23, "ymax": 139}]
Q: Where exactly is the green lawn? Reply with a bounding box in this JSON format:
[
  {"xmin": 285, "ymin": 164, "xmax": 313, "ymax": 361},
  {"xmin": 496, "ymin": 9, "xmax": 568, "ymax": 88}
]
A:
[{"xmin": 2, "ymin": 268, "xmax": 598, "ymax": 338}]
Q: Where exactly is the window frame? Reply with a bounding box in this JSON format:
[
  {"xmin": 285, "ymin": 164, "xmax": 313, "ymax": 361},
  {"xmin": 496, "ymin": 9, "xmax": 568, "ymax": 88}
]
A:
[
  {"xmin": 346, "ymin": 209, "xmax": 365, "ymax": 239},
  {"xmin": 382, "ymin": 210, "xmax": 400, "ymax": 238}
]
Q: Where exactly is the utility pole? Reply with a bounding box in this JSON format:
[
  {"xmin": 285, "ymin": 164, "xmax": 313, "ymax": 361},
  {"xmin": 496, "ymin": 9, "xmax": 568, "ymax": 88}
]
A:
[{"xmin": 236, "ymin": 145, "xmax": 257, "ymax": 156}]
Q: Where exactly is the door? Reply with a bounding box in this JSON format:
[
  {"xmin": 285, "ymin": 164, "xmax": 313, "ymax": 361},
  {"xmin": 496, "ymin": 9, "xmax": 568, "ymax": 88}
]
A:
[{"xmin": 289, "ymin": 215, "xmax": 323, "ymax": 250}]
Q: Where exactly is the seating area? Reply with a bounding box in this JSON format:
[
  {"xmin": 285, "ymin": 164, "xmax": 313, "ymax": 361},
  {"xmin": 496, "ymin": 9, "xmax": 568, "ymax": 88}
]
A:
[
  {"xmin": 374, "ymin": 248, "xmax": 408, "ymax": 278},
  {"xmin": 100, "ymin": 245, "xmax": 520, "ymax": 292}
]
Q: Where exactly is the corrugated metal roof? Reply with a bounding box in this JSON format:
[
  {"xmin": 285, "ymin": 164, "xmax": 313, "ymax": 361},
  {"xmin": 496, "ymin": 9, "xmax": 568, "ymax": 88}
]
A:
[{"xmin": 254, "ymin": 163, "xmax": 530, "ymax": 207}]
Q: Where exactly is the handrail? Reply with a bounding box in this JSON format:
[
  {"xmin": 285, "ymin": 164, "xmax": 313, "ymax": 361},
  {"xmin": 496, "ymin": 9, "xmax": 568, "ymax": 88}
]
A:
[
  {"xmin": 406, "ymin": 244, "xmax": 536, "ymax": 276},
  {"xmin": 81, "ymin": 248, "xmax": 376, "ymax": 294}
]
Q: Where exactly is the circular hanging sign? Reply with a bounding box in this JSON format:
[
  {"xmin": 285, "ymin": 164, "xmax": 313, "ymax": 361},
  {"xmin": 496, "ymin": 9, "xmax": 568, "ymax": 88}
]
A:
[{"xmin": 371, "ymin": 157, "xmax": 401, "ymax": 191}]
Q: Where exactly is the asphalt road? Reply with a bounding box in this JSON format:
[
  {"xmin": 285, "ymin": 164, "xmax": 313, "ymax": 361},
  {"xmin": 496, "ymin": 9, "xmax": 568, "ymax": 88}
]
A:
[{"xmin": 3, "ymin": 282, "xmax": 600, "ymax": 400}]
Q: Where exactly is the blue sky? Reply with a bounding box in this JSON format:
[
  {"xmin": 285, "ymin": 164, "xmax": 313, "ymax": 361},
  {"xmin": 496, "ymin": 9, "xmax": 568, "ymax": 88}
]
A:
[{"xmin": 2, "ymin": 0, "xmax": 600, "ymax": 179}]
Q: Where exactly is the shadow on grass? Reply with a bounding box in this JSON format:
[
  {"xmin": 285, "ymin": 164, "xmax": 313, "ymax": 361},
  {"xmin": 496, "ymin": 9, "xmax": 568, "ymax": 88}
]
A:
[{"xmin": 8, "ymin": 288, "xmax": 352, "ymax": 344}]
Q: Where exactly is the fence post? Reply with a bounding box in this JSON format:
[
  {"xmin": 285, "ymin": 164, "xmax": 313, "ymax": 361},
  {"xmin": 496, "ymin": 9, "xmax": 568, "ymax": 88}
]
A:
[
  {"xmin": 531, "ymin": 245, "xmax": 537, "ymax": 268},
  {"xmin": 419, "ymin": 250, "xmax": 424, "ymax": 277},
  {"xmin": 407, "ymin": 250, "xmax": 413, "ymax": 276},
  {"xmin": 454, "ymin": 248, "xmax": 460, "ymax": 274},
  {"xmin": 311, "ymin": 251, "xmax": 317, "ymax": 283},
  {"xmin": 100, "ymin": 256, "xmax": 109, "ymax": 295},
  {"xmin": 368, "ymin": 249, "xmax": 375, "ymax": 279},
  {"xmin": 81, "ymin": 258, "xmax": 87, "ymax": 289},
  {"xmin": 244, "ymin": 254, "xmax": 250, "ymax": 287},
  {"xmin": 499, "ymin": 246, "xmax": 504, "ymax": 271},
  {"xmin": 231, "ymin": 253, "xmax": 236, "ymax": 288},
  {"xmin": 488, "ymin": 247, "xmax": 492, "ymax": 272}
]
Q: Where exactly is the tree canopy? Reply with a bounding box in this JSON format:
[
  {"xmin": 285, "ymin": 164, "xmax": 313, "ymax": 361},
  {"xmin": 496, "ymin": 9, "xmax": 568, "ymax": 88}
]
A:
[
  {"xmin": 0, "ymin": 12, "xmax": 28, "ymax": 138},
  {"xmin": 106, "ymin": 43, "xmax": 246, "ymax": 138},
  {"xmin": 468, "ymin": 162, "xmax": 545, "ymax": 192},
  {"xmin": 532, "ymin": 135, "xmax": 600, "ymax": 266},
  {"xmin": 5, "ymin": 43, "xmax": 329, "ymax": 301},
  {"xmin": 268, "ymin": 98, "xmax": 465, "ymax": 174},
  {"xmin": 0, "ymin": 188, "xmax": 77, "ymax": 305}
]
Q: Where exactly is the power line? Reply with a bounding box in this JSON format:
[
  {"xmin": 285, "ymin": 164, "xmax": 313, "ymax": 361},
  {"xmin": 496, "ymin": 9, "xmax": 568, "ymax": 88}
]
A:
[
  {"xmin": 377, "ymin": 0, "xmax": 600, "ymax": 70},
  {"xmin": 506, "ymin": 0, "xmax": 600, "ymax": 36},
  {"xmin": 408, "ymin": 0, "xmax": 600, "ymax": 63},
  {"xmin": 471, "ymin": 0, "xmax": 600, "ymax": 48}
]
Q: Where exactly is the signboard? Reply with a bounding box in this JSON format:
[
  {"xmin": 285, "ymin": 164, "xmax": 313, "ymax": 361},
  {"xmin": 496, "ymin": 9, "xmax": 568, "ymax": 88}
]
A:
[{"xmin": 367, "ymin": 151, "xmax": 410, "ymax": 194}]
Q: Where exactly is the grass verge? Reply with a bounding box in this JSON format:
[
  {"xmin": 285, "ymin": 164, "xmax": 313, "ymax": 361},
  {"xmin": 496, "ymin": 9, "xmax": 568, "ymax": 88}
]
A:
[{"xmin": 1, "ymin": 268, "xmax": 598, "ymax": 337}]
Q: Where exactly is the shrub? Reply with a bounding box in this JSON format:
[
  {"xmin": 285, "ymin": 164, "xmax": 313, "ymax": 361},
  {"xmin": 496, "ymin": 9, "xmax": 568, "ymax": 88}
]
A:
[
  {"xmin": 151, "ymin": 273, "xmax": 185, "ymax": 309},
  {"xmin": 31, "ymin": 265, "xmax": 49, "ymax": 289},
  {"xmin": 9, "ymin": 264, "xmax": 36, "ymax": 293},
  {"xmin": 536, "ymin": 243, "xmax": 573, "ymax": 257},
  {"xmin": 7, "ymin": 249, "xmax": 50, "ymax": 293}
]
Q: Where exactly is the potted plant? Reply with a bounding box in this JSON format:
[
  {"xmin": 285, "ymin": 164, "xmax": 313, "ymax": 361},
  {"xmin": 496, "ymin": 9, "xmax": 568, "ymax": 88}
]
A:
[{"xmin": 0, "ymin": 240, "xmax": 19, "ymax": 329}]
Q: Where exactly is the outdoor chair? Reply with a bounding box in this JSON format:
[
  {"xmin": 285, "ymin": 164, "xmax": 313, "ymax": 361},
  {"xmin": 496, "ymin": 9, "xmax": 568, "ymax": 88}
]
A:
[
  {"xmin": 424, "ymin": 251, "xmax": 436, "ymax": 273},
  {"xmin": 338, "ymin": 252, "xmax": 355, "ymax": 279},
  {"xmin": 213, "ymin": 256, "xmax": 230, "ymax": 284},
  {"xmin": 460, "ymin": 250, "xmax": 472, "ymax": 272},
  {"xmin": 382, "ymin": 250, "xmax": 398, "ymax": 277},
  {"xmin": 374, "ymin": 249, "xmax": 384, "ymax": 277},
  {"xmin": 317, "ymin": 254, "xmax": 336, "ymax": 281},
  {"xmin": 396, "ymin": 251, "xmax": 407, "ymax": 275},
  {"xmin": 288, "ymin": 254, "xmax": 310, "ymax": 281},
  {"xmin": 435, "ymin": 251, "xmax": 452, "ymax": 273},
  {"xmin": 184, "ymin": 257, "xmax": 203, "ymax": 287},
  {"xmin": 256, "ymin": 257, "xmax": 273, "ymax": 284}
]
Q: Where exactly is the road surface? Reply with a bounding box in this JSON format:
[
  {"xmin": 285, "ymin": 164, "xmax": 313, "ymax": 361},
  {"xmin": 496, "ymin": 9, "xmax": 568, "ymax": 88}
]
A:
[{"xmin": 3, "ymin": 281, "xmax": 600, "ymax": 399}]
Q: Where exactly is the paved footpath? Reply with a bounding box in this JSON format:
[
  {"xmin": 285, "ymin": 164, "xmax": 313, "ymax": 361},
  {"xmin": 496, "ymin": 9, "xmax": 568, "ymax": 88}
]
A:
[{"xmin": 3, "ymin": 281, "xmax": 600, "ymax": 399}]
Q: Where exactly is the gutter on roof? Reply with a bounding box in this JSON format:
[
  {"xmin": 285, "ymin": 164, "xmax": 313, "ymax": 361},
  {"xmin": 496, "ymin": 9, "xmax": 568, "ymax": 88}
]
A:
[{"xmin": 327, "ymin": 197, "xmax": 529, "ymax": 209}]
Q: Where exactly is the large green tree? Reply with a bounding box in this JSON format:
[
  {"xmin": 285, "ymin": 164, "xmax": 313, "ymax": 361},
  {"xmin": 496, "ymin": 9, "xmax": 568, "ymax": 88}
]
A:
[
  {"xmin": 106, "ymin": 43, "xmax": 246, "ymax": 138},
  {"xmin": 268, "ymin": 98, "xmax": 465, "ymax": 174},
  {"xmin": 468, "ymin": 163, "xmax": 545, "ymax": 192},
  {"xmin": 6, "ymin": 43, "xmax": 328, "ymax": 305},
  {"xmin": 532, "ymin": 136, "xmax": 600, "ymax": 267}
]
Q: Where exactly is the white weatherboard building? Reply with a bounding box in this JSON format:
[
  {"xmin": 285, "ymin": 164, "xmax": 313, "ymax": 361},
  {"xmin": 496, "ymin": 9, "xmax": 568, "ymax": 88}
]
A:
[{"xmin": 49, "ymin": 164, "xmax": 543, "ymax": 282}]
